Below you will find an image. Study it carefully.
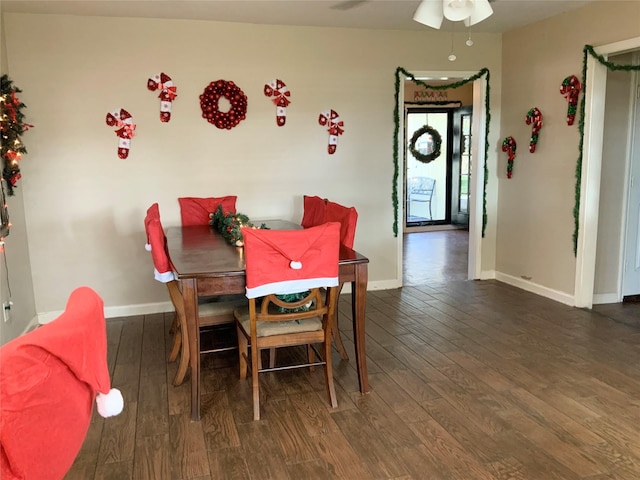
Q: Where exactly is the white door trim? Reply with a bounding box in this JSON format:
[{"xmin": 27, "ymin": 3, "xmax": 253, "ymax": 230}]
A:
[
  {"xmin": 396, "ymin": 70, "xmax": 488, "ymax": 282},
  {"xmin": 575, "ymin": 37, "xmax": 640, "ymax": 308}
]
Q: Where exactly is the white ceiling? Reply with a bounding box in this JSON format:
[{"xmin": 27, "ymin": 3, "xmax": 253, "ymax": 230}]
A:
[{"xmin": 1, "ymin": 0, "xmax": 598, "ymax": 34}]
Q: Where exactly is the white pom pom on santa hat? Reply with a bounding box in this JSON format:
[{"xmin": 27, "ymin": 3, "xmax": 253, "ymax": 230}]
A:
[
  {"xmin": 145, "ymin": 242, "xmax": 152, "ymax": 252},
  {"xmin": 96, "ymin": 388, "xmax": 124, "ymax": 418}
]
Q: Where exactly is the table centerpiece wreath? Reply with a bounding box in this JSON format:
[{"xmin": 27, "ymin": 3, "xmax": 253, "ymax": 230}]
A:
[
  {"xmin": 209, "ymin": 205, "xmax": 268, "ymax": 247},
  {"xmin": 200, "ymin": 80, "xmax": 248, "ymax": 129},
  {"xmin": 409, "ymin": 125, "xmax": 442, "ymax": 164}
]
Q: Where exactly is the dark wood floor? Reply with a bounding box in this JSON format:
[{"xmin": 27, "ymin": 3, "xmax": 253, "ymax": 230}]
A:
[{"xmin": 67, "ymin": 232, "xmax": 640, "ymax": 479}]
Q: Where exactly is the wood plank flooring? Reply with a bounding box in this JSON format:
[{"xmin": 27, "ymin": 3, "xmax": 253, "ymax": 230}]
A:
[{"xmin": 67, "ymin": 232, "xmax": 640, "ymax": 479}]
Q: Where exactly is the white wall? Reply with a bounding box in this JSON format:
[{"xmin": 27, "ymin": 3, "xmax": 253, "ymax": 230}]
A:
[
  {"xmin": 498, "ymin": 1, "xmax": 640, "ymax": 300},
  {"xmin": 2, "ymin": 13, "xmax": 502, "ymax": 321},
  {"xmin": 0, "ymin": 11, "xmax": 38, "ymax": 344}
]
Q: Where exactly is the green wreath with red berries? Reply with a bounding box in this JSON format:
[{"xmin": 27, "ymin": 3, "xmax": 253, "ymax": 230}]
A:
[{"xmin": 409, "ymin": 125, "xmax": 442, "ymax": 164}]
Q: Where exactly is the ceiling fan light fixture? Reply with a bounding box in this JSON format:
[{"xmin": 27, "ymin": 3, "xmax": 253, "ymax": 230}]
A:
[
  {"xmin": 413, "ymin": 0, "xmax": 444, "ymax": 29},
  {"xmin": 463, "ymin": 0, "xmax": 493, "ymax": 26},
  {"xmin": 443, "ymin": 0, "xmax": 475, "ymax": 22}
]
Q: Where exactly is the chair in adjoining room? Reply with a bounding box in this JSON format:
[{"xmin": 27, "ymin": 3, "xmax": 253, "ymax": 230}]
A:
[
  {"xmin": 234, "ymin": 222, "xmax": 341, "ymax": 420},
  {"xmin": 144, "ymin": 204, "xmax": 244, "ymax": 386},
  {"xmin": 407, "ymin": 176, "xmax": 436, "ymax": 221},
  {"xmin": 300, "ymin": 196, "xmax": 358, "ymax": 361},
  {"xmin": 178, "ymin": 195, "xmax": 237, "ymax": 227}
]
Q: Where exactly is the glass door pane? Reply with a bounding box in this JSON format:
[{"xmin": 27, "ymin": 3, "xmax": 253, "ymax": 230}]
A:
[
  {"xmin": 459, "ymin": 113, "xmax": 471, "ymax": 215},
  {"xmin": 405, "ymin": 110, "xmax": 450, "ymax": 226}
]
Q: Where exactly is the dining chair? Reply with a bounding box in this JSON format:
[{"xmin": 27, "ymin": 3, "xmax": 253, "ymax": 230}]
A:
[
  {"xmin": 178, "ymin": 196, "xmax": 237, "ymax": 227},
  {"xmin": 300, "ymin": 197, "xmax": 358, "ymax": 360},
  {"xmin": 144, "ymin": 204, "xmax": 244, "ymax": 386},
  {"xmin": 234, "ymin": 222, "xmax": 341, "ymax": 420}
]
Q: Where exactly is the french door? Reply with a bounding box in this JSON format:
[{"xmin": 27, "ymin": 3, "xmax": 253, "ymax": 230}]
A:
[{"xmin": 405, "ymin": 107, "xmax": 471, "ymax": 229}]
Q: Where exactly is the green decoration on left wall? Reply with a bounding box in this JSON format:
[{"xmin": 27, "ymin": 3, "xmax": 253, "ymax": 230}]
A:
[
  {"xmin": 393, "ymin": 67, "xmax": 491, "ymax": 238},
  {"xmin": 0, "ymin": 74, "xmax": 33, "ymax": 196}
]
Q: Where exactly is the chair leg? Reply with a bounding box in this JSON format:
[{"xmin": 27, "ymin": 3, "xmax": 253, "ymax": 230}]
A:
[
  {"xmin": 323, "ymin": 339, "xmax": 338, "ymax": 408},
  {"xmin": 332, "ymin": 283, "xmax": 349, "ymax": 361},
  {"xmin": 251, "ymin": 338, "xmax": 261, "ymax": 421},
  {"xmin": 169, "ymin": 311, "xmax": 178, "ymax": 334},
  {"xmin": 269, "ymin": 347, "xmax": 276, "ymax": 369},
  {"xmin": 308, "ymin": 344, "xmax": 316, "ymax": 372},
  {"xmin": 172, "ymin": 316, "xmax": 190, "ymax": 386},
  {"xmin": 168, "ymin": 322, "xmax": 181, "ymax": 363},
  {"xmin": 237, "ymin": 324, "xmax": 248, "ymax": 381}
]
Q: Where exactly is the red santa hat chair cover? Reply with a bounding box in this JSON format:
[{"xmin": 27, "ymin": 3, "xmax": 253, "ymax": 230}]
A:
[
  {"xmin": 300, "ymin": 195, "xmax": 328, "ymax": 229},
  {"xmin": 144, "ymin": 204, "xmax": 245, "ymax": 386},
  {"xmin": 242, "ymin": 222, "xmax": 340, "ymax": 299},
  {"xmin": 178, "ymin": 196, "xmax": 237, "ymax": 227},
  {"xmin": 0, "ymin": 287, "xmax": 123, "ymax": 480},
  {"xmin": 325, "ymin": 201, "xmax": 358, "ymax": 249}
]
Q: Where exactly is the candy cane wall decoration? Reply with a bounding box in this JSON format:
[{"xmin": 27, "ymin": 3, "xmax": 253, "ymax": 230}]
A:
[
  {"xmin": 318, "ymin": 109, "xmax": 344, "ymax": 155},
  {"xmin": 525, "ymin": 107, "xmax": 543, "ymax": 153},
  {"xmin": 105, "ymin": 108, "xmax": 136, "ymax": 159},
  {"xmin": 263, "ymin": 79, "xmax": 291, "ymax": 126},
  {"xmin": 502, "ymin": 136, "xmax": 517, "ymax": 179},
  {"xmin": 560, "ymin": 75, "xmax": 581, "ymax": 126},
  {"xmin": 147, "ymin": 72, "xmax": 178, "ymax": 123}
]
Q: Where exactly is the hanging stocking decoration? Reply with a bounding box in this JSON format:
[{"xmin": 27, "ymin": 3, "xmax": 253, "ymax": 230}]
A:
[
  {"xmin": 147, "ymin": 73, "xmax": 178, "ymax": 123},
  {"xmin": 105, "ymin": 108, "xmax": 136, "ymax": 159},
  {"xmin": 502, "ymin": 136, "xmax": 517, "ymax": 179},
  {"xmin": 318, "ymin": 109, "xmax": 344, "ymax": 155},
  {"xmin": 560, "ymin": 75, "xmax": 581, "ymax": 126},
  {"xmin": 263, "ymin": 79, "xmax": 291, "ymax": 126},
  {"xmin": 525, "ymin": 107, "xmax": 543, "ymax": 153}
]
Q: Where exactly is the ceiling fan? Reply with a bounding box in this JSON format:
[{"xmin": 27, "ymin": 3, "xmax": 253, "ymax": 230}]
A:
[
  {"xmin": 413, "ymin": 0, "xmax": 494, "ymax": 29},
  {"xmin": 331, "ymin": 0, "xmax": 495, "ymax": 30}
]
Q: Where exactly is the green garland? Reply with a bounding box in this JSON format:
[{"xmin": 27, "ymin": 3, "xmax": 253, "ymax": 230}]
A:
[
  {"xmin": 210, "ymin": 205, "xmax": 268, "ymax": 247},
  {"xmin": 409, "ymin": 125, "xmax": 442, "ymax": 163},
  {"xmin": 573, "ymin": 46, "xmax": 640, "ymax": 255},
  {"xmin": 393, "ymin": 67, "xmax": 491, "ymax": 237},
  {"xmin": 1, "ymin": 75, "xmax": 33, "ymax": 196}
]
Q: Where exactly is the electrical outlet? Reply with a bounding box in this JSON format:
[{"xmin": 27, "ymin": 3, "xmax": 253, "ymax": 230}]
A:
[{"xmin": 3, "ymin": 301, "xmax": 13, "ymax": 323}]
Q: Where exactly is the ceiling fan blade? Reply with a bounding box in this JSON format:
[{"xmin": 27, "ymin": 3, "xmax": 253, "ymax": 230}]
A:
[{"xmin": 331, "ymin": 0, "xmax": 369, "ymax": 11}]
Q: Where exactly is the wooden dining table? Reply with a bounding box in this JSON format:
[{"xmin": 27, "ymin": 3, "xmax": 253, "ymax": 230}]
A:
[{"xmin": 165, "ymin": 221, "xmax": 370, "ymax": 421}]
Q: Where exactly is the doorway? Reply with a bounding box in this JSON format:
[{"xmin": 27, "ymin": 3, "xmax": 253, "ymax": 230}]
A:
[{"xmin": 575, "ymin": 37, "xmax": 640, "ymax": 308}]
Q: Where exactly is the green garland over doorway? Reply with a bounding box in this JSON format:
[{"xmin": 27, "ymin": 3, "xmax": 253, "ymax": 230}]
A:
[
  {"xmin": 393, "ymin": 67, "xmax": 491, "ymax": 237},
  {"xmin": 573, "ymin": 46, "xmax": 640, "ymax": 255}
]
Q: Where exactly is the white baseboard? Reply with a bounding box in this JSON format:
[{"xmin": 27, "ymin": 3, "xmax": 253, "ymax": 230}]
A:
[
  {"xmin": 494, "ymin": 271, "xmax": 575, "ymax": 306},
  {"xmin": 22, "ymin": 315, "xmax": 40, "ymax": 334},
  {"xmin": 38, "ymin": 300, "xmax": 174, "ymax": 324},
  {"xmin": 593, "ymin": 293, "xmax": 620, "ymax": 305},
  {"xmin": 479, "ymin": 270, "xmax": 496, "ymax": 280}
]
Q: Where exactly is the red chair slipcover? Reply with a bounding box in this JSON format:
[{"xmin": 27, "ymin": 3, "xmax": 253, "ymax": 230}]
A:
[
  {"xmin": 0, "ymin": 287, "xmax": 122, "ymax": 480},
  {"xmin": 178, "ymin": 196, "xmax": 237, "ymax": 227},
  {"xmin": 144, "ymin": 206, "xmax": 176, "ymax": 283},
  {"xmin": 242, "ymin": 222, "xmax": 340, "ymax": 298},
  {"xmin": 300, "ymin": 195, "xmax": 327, "ymax": 229},
  {"xmin": 325, "ymin": 201, "xmax": 358, "ymax": 249}
]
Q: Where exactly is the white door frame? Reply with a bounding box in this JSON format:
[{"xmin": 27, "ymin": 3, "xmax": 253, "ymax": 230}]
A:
[
  {"xmin": 575, "ymin": 37, "xmax": 640, "ymax": 308},
  {"xmin": 396, "ymin": 70, "xmax": 487, "ymax": 283}
]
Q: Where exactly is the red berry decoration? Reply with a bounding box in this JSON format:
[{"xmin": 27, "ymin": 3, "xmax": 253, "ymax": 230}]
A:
[{"xmin": 200, "ymin": 80, "xmax": 248, "ymax": 129}]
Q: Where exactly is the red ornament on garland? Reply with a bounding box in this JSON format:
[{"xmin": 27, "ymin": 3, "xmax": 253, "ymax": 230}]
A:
[
  {"xmin": 502, "ymin": 136, "xmax": 517, "ymax": 179},
  {"xmin": 560, "ymin": 75, "xmax": 581, "ymax": 126},
  {"xmin": 105, "ymin": 108, "xmax": 135, "ymax": 159},
  {"xmin": 525, "ymin": 107, "xmax": 543, "ymax": 153},
  {"xmin": 199, "ymin": 80, "xmax": 248, "ymax": 130}
]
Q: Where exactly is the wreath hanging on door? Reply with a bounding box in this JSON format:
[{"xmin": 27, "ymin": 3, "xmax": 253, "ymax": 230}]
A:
[{"xmin": 409, "ymin": 125, "xmax": 442, "ymax": 164}]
